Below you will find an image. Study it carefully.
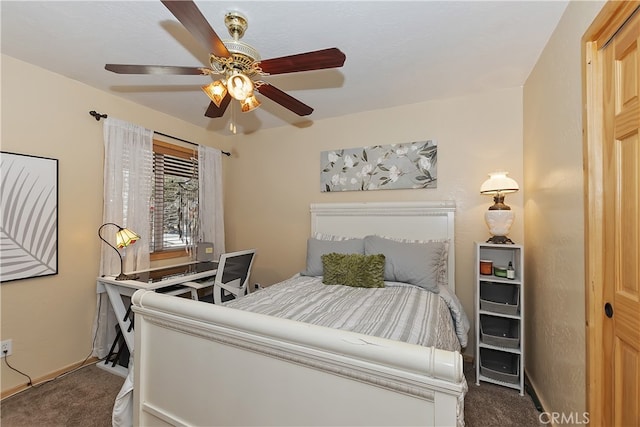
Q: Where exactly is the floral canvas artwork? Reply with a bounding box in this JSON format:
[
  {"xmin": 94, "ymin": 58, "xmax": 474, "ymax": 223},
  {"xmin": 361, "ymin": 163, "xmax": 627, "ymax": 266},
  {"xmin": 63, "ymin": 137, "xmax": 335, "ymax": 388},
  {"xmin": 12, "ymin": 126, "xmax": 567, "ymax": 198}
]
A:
[{"xmin": 320, "ymin": 140, "xmax": 437, "ymax": 192}]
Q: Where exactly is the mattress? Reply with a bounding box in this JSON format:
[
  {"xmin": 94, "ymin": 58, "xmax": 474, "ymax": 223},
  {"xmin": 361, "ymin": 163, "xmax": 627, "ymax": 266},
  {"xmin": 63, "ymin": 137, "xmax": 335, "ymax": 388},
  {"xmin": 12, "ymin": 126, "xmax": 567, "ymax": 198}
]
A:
[{"xmin": 224, "ymin": 274, "xmax": 469, "ymax": 352}]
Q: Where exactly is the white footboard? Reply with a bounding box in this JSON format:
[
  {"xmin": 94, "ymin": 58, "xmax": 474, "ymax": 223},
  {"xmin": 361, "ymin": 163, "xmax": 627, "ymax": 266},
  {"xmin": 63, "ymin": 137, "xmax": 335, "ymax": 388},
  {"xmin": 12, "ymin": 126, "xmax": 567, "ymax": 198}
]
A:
[{"xmin": 132, "ymin": 290, "xmax": 467, "ymax": 427}]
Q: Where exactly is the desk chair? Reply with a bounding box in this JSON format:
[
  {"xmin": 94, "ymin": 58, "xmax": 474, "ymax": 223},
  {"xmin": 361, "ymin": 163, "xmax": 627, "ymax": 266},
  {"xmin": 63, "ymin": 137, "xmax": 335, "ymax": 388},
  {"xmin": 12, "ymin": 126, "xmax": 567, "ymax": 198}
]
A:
[
  {"xmin": 201, "ymin": 249, "xmax": 256, "ymax": 304},
  {"xmin": 159, "ymin": 283, "xmax": 204, "ymax": 300}
]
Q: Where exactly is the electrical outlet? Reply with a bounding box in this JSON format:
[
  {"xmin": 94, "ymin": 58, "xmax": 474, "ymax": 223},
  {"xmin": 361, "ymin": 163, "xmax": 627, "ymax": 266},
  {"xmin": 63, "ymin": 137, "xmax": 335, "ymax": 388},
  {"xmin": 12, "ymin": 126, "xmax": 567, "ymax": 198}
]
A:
[{"xmin": 1, "ymin": 339, "xmax": 12, "ymax": 357}]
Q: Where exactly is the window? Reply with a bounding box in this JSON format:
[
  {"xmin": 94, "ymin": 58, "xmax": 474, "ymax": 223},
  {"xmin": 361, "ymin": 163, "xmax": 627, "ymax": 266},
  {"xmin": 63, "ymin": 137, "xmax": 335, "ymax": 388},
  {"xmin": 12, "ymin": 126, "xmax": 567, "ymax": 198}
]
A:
[{"xmin": 150, "ymin": 140, "xmax": 199, "ymax": 260}]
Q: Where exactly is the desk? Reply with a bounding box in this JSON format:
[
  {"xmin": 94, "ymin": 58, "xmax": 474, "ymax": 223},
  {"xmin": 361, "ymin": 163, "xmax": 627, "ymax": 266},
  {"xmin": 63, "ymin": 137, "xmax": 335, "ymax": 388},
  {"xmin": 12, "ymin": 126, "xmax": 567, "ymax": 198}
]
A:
[{"xmin": 96, "ymin": 261, "xmax": 218, "ymax": 376}]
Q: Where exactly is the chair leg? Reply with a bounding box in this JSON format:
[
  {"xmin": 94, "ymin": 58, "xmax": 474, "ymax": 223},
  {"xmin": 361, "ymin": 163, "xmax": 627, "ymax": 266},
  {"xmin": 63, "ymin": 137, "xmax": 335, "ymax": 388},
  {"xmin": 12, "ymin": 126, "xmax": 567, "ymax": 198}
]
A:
[
  {"xmin": 213, "ymin": 284, "xmax": 224, "ymax": 304},
  {"xmin": 124, "ymin": 305, "xmax": 134, "ymax": 332},
  {"xmin": 104, "ymin": 324, "xmax": 122, "ymax": 366},
  {"xmin": 103, "ymin": 303, "xmax": 133, "ymax": 368},
  {"xmin": 113, "ymin": 335, "xmax": 129, "ymax": 367},
  {"xmin": 104, "ymin": 324, "xmax": 129, "ymax": 368}
]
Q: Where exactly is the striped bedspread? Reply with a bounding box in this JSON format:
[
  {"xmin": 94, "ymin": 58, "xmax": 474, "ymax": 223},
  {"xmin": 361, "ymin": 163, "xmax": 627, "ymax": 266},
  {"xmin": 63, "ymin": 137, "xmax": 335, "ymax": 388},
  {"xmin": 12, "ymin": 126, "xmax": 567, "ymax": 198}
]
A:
[{"xmin": 224, "ymin": 275, "xmax": 469, "ymax": 352}]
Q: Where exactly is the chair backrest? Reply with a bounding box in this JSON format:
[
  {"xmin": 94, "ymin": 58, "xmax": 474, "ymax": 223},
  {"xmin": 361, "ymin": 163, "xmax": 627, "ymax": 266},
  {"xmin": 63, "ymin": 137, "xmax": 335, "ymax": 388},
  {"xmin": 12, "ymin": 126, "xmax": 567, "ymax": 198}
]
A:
[{"xmin": 214, "ymin": 249, "xmax": 256, "ymax": 294}]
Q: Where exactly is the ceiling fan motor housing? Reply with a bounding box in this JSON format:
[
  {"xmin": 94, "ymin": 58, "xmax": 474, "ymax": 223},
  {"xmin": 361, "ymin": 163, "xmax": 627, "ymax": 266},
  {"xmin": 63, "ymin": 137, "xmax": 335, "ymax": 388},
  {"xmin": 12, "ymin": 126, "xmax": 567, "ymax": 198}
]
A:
[
  {"xmin": 224, "ymin": 12, "xmax": 248, "ymax": 40},
  {"xmin": 211, "ymin": 12, "xmax": 262, "ymax": 77},
  {"xmin": 210, "ymin": 42, "xmax": 261, "ymax": 74}
]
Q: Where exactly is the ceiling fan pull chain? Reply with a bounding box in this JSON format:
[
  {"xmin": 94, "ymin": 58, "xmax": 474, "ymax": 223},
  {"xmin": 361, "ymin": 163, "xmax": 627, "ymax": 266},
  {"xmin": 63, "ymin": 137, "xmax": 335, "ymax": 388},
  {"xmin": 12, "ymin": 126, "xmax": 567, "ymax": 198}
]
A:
[{"xmin": 230, "ymin": 102, "xmax": 237, "ymax": 134}]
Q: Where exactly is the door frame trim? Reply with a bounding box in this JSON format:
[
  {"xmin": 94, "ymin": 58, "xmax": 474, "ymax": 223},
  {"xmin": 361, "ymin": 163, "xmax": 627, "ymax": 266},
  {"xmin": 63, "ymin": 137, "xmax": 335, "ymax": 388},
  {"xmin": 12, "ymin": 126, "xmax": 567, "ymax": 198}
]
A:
[{"xmin": 582, "ymin": 1, "xmax": 640, "ymax": 423}]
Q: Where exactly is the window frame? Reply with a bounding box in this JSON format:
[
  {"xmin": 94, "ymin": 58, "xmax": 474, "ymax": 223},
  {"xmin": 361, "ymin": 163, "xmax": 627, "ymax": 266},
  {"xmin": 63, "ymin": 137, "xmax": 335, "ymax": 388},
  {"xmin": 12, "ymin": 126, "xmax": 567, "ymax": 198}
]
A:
[{"xmin": 150, "ymin": 139, "xmax": 198, "ymax": 261}]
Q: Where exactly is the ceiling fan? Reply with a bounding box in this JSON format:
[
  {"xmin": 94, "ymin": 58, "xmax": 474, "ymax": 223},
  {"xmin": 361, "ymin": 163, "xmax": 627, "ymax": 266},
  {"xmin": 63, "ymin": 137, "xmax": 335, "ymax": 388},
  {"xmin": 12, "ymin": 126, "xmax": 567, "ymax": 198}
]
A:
[{"xmin": 105, "ymin": 0, "xmax": 346, "ymax": 120}]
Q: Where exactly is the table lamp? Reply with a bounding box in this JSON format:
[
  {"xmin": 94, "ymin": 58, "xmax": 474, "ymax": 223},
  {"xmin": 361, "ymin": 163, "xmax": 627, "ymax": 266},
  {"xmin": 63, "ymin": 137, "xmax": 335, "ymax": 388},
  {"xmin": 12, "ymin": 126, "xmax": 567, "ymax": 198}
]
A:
[
  {"xmin": 98, "ymin": 222, "xmax": 140, "ymax": 280},
  {"xmin": 480, "ymin": 171, "xmax": 519, "ymax": 244}
]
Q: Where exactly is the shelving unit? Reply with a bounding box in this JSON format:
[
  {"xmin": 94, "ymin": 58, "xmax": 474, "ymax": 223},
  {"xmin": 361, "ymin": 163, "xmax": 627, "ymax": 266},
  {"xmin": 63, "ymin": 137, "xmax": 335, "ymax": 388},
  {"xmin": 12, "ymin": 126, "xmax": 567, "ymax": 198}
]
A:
[{"xmin": 475, "ymin": 242, "xmax": 524, "ymax": 395}]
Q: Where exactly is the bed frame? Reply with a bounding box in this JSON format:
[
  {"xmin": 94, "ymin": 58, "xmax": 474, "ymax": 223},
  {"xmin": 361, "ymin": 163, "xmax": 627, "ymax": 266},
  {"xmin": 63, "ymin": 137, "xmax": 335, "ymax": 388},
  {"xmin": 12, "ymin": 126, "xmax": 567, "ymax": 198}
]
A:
[{"xmin": 131, "ymin": 201, "xmax": 466, "ymax": 426}]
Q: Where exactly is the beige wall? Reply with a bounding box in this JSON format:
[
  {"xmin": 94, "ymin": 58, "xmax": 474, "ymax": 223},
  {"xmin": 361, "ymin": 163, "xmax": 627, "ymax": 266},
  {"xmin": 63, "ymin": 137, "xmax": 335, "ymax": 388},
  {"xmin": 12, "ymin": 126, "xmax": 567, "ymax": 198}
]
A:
[
  {"xmin": 0, "ymin": 0, "xmax": 616, "ymax": 415},
  {"xmin": 224, "ymin": 86, "xmax": 525, "ymax": 358},
  {"xmin": 0, "ymin": 55, "xmax": 227, "ymax": 393},
  {"xmin": 523, "ymin": 0, "xmax": 604, "ymax": 419},
  {"xmin": 2, "ymin": 43, "xmax": 528, "ymax": 393}
]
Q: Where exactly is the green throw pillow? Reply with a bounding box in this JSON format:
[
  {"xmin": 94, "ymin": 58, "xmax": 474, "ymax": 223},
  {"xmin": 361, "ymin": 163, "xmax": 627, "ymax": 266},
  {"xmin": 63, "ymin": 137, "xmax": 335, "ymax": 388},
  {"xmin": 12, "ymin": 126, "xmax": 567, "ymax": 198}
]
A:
[{"xmin": 321, "ymin": 253, "xmax": 386, "ymax": 288}]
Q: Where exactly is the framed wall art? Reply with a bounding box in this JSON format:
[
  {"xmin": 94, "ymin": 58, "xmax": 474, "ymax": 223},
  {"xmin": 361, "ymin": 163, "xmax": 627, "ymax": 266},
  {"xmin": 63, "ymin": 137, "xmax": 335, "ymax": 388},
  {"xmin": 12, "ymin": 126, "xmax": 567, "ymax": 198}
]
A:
[
  {"xmin": 1, "ymin": 151, "xmax": 58, "ymax": 283},
  {"xmin": 320, "ymin": 140, "xmax": 437, "ymax": 192}
]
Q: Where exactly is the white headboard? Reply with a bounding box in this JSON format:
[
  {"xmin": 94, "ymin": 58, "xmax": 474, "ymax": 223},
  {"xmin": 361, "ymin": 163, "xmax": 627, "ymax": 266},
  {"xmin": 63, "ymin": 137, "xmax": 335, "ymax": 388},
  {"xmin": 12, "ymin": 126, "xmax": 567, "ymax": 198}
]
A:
[{"xmin": 310, "ymin": 201, "xmax": 456, "ymax": 292}]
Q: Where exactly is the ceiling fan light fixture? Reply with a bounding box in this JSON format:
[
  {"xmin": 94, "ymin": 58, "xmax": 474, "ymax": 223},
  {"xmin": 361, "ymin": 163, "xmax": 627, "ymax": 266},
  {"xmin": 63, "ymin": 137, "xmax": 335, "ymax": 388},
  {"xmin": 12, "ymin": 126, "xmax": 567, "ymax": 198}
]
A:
[
  {"xmin": 241, "ymin": 94, "xmax": 261, "ymax": 113},
  {"xmin": 227, "ymin": 72, "xmax": 254, "ymax": 101},
  {"xmin": 202, "ymin": 80, "xmax": 227, "ymax": 107},
  {"xmin": 105, "ymin": 3, "xmax": 346, "ymax": 122}
]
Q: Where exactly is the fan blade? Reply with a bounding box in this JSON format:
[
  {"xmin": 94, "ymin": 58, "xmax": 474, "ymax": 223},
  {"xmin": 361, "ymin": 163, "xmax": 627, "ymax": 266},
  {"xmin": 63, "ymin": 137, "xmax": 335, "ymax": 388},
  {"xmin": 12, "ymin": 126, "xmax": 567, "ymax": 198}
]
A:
[
  {"xmin": 161, "ymin": 0, "xmax": 230, "ymax": 58},
  {"xmin": 105, "ymin": 64, "xmax": 207, "ymax": 75},
  {"xmin": 204, "ymin": 94, "xmax": 231, "ymax": 118},
  {"xmin": 259, "ymin": 48, "xmax": 346, "ymax": 75},
  {"xmin": 256, "ymin": 83, "xmax": 313, "ymax": 116}
]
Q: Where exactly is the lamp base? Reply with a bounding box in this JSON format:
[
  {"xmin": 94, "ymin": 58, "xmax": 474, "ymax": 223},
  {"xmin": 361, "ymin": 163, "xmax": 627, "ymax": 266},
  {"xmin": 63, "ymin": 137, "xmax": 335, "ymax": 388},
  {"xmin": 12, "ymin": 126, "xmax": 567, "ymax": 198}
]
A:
[
  {"xmin": 486, "ymin": 235, "xmax": 515, "ymax": 244},
  {"xmin": 115, "ymin": 273, "xmax": 139, "ymax": 281}
]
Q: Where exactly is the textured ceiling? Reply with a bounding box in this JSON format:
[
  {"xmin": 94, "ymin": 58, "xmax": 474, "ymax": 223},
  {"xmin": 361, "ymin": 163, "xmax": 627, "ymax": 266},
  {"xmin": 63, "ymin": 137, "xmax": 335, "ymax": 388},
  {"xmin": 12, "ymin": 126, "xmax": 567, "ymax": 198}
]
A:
[{"xmin": 1, "ymin": 1, "xmax": 569, "ymax": 136}]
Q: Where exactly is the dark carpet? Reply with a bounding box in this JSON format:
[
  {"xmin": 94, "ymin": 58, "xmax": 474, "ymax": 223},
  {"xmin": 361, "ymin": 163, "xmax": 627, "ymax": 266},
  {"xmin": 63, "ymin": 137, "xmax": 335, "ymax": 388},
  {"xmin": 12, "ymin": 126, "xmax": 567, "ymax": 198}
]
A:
[
  {"xmin": 464, "ymin": 362, "xmax": 542, "ymax": 427},
  {"xmin": 1, "ymin": 362, "xmax": 541, "ymax": 426},
  {"xmin": 1, "ymin": 364, "xmax": 124, "ymax": 427}
]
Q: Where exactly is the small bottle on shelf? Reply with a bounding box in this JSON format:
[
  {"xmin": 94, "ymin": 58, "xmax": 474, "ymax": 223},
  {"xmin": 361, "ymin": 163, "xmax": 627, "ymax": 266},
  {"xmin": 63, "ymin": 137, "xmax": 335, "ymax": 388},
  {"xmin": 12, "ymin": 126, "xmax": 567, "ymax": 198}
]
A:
[{"xmin": 507, "ymin": 261, "xmax": 515, "ymax": 280}]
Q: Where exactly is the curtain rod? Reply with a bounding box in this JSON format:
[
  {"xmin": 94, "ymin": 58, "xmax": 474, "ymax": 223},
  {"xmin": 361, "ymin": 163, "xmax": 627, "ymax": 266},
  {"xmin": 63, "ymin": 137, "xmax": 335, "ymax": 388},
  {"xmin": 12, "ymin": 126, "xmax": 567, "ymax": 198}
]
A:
[{"xmin": 89, "ymin": 110, "xmax": 231, "ymax": 157}]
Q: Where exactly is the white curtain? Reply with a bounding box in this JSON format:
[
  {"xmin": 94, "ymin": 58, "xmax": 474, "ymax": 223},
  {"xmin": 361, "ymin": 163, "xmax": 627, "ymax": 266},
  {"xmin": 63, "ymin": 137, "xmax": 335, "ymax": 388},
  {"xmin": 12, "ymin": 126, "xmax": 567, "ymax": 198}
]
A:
[
  {"xmin": 93, "ymin": 117, "xmax": 153, "ymax": 358},
  {"xmin": 198, "ymin": 145, "xmax": 225, "ymax": 259}
]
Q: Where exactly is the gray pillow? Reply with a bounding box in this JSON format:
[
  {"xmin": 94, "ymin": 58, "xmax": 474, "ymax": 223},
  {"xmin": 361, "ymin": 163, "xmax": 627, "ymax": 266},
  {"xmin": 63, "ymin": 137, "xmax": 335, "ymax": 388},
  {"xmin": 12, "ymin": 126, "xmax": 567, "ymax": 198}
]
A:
[
  {"xmin": 363, "ymin": 235, "xmax": 446, "ymax": 293},
  {"xmin": 301, "ymin": 238, "xmax": 365, "ymax": 276},
  {"xmin": 378, "ymin": 235, "xmax": 449, "ymax": 287}
]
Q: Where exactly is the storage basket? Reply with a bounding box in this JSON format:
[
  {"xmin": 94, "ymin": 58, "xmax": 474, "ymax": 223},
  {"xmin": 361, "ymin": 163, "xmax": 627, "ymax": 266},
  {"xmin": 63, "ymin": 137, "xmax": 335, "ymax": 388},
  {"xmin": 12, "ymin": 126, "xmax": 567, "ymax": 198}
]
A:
[
  {"xmin": 480, "ymin": 348, "xmax": 520, "ymax": 384},
  {"xmin": 480, "ymin": 314, "xmax": 520, "ymax": 348},
  {"xmin": 480, "ymin": 282, "xmax": 520, "ymax": 315}
]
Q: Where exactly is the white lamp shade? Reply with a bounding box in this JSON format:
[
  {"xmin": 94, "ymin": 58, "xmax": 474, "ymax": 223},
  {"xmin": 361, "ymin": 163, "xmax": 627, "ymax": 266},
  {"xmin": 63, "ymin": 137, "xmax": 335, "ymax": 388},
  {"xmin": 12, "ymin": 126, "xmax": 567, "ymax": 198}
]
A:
[
  {"xmin": 480, "ymin": 171, "xmax": 519, "ymax": 195},
  {"xmin": 227, "ymin": 73, "xmax": 254, "ymax": 101},
  {"xmin": 115, "ymin": 227, "xmax": 140, "ymax": 249}
]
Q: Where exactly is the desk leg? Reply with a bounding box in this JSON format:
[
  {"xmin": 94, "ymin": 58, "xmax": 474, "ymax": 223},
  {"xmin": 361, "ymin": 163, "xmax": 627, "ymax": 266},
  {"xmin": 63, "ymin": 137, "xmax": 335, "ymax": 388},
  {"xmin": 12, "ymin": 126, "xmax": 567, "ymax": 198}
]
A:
[
  {"xmin": 102, "ymin": 284, "xmax": 135, "ymax": 366},
  {"xmin": 104, "ymin": 284, "xmax": 135, "ymax": 351}
]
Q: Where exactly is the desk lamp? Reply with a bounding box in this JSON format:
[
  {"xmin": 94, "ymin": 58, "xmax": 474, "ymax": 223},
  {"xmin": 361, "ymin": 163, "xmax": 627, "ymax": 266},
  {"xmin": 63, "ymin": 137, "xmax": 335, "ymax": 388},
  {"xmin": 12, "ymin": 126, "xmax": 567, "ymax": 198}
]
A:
[
  {"xmin": 98, "ymin": 222, "xmax": 140, "ymax": 280},
  {"xmin": 480, "ymin": 171, "xmax": 519, "ymax": 244}
]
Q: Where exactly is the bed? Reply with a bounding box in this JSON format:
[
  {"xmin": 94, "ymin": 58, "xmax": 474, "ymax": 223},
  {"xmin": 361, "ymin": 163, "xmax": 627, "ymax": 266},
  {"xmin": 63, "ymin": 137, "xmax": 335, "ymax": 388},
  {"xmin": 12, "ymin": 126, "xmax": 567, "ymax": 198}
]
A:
[{"xmin": 130, "ymin": 201, "xmax": 469, "ymax": 426}]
